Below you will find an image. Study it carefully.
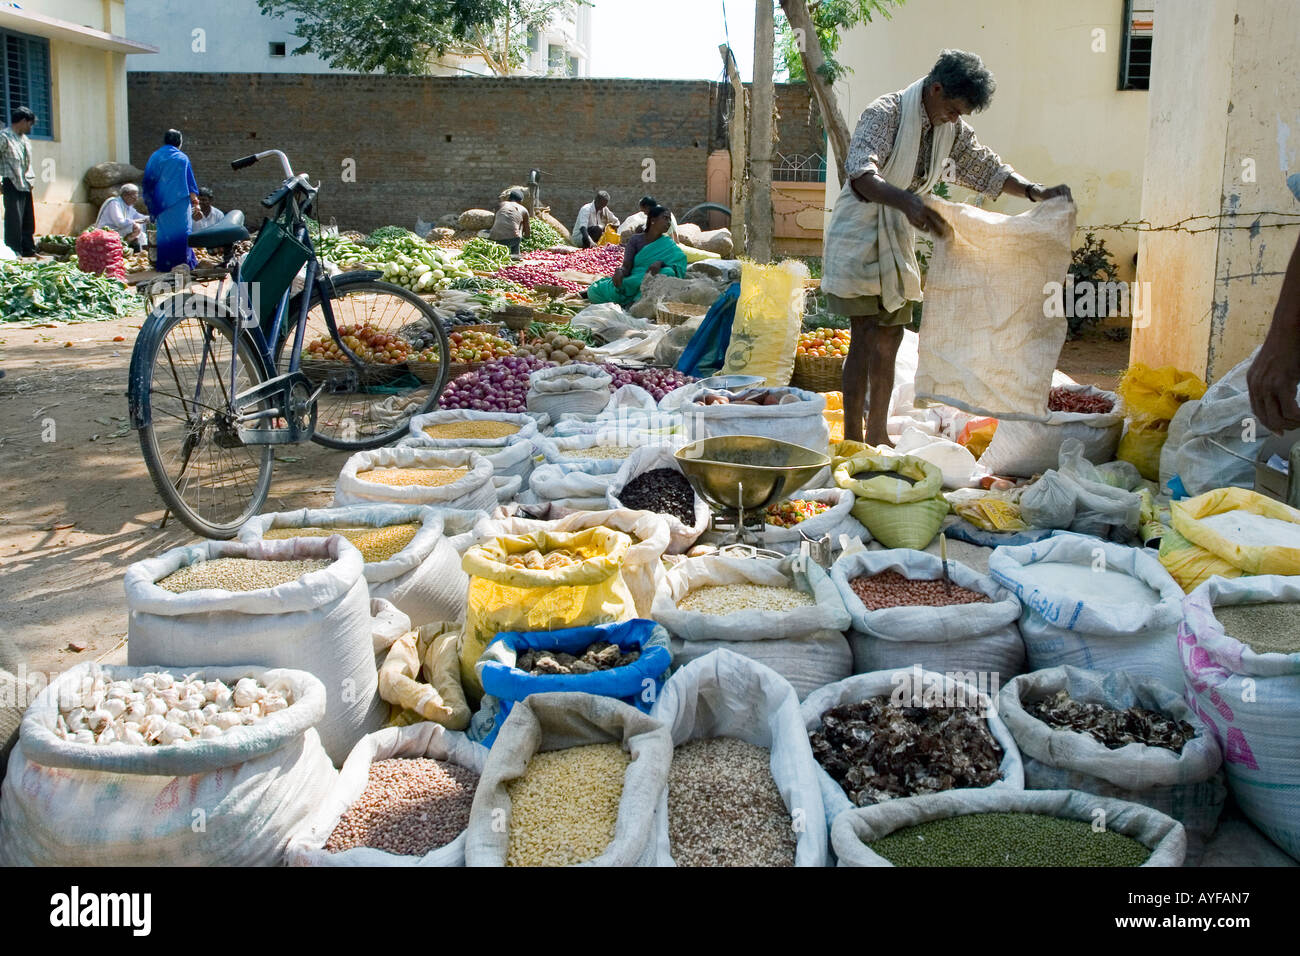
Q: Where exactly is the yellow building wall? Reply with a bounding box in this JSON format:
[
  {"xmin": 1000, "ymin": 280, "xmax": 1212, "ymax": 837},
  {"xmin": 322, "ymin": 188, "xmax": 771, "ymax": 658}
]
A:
[
  {"xmin": 826, "ymin": 0, "xmax": 1149, "ymax": 281},
  {"xmin": 22, "ymin": 0, "xmax": 131, "ymax": 233},
  {"xmin": 1133, "ymin": 0, "xmax": 1300, "ymax": 382}
]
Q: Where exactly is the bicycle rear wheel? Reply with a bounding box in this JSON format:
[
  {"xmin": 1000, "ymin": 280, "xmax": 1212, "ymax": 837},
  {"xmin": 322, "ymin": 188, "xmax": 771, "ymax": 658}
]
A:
[
  {"xmin": 133, "ymin": 301, "xmax": 274, "ymax": 539},
  {"xmin": 277, "ymin": 275, "xmax": 449, "ymax": 450}
]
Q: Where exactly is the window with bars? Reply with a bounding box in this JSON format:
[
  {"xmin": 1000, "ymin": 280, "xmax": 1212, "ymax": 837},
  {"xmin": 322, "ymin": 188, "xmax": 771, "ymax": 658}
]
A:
[
  {"xmin": 2, "ymin": 29, "xmax": 53, "ymax": 140},
  {"xmin": 1119, "ymin": 1, "xmax": 1153, "ymax": 91}
]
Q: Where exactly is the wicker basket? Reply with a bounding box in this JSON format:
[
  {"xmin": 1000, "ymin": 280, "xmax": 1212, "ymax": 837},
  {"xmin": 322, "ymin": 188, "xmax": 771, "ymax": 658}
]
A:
[
  {"xmin": 408, "ymin": 360, "xmax": 449, "ymax": 385},
  {"xmin": 655, "ymin": 301, "xmax": 710, "ymax": 326},
  {"xmin": 493, "ymin": 306, "xmax": 535, "ymax": 332},
  {"xmin": 532, "ymin": 311, "xmax": 575, "ymax": 325},
  {"xmin": 790, "ymin": 353, "xmax": 846, "ymax": 393}
]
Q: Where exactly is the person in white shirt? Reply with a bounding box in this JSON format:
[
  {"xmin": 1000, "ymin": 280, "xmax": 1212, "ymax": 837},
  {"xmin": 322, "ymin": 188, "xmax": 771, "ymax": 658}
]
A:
[
  {"xmin": 191, "ymin": 187, "xmax": 224, "ymax": 231},
  {"xmin": 94, "ymin": 183, "xmax": 149, "ymax": 250},
  {"xmin": 570, "ymin": 190, "xmax": 620, "ymax": 248},
  {"xmin": 623, "ymin": 195, "xmax": 679, "ymax": 241}
]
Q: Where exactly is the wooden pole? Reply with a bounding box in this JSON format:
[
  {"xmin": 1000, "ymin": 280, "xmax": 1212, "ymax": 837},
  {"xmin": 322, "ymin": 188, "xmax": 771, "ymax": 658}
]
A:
[
  {"xmin": 749, "ymin": 0, "xmax": 775, "ymax": 263},
  {"xmin": 778, "ymin": 0, "xmax": 852, "ymax": 174},
  {"xmin": 720, "ymin": 43, "xmax": 747, "ymax": 252}
]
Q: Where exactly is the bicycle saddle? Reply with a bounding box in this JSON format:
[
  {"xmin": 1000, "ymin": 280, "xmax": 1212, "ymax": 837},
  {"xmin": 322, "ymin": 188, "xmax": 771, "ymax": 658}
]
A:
[{"xmin": 189, "ymin": 210, "xmax": 250, "ymax": 248}]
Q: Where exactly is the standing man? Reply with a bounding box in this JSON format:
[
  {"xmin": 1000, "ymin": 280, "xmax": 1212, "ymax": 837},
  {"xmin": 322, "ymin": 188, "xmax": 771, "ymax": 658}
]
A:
[
  {"xmin": 571, "ymin": 190, "xmax": 620, "ymax": 247},
  {"xmin": 824, "ymin": 50, "xmax": 1072, "ymax": 446},
  {"xmin": 94, "ymin": 183, "xmax": 149, "ymax": 251},
  {"xmin": 1, "ymin": 107, "xmax": 38, "ymax": 258},
  {"xmin": 1247, "ymin": 234, "xmax": 1300, "ymax": 433},
  {"xmin": 142, "ymin": 129, "xmax": 200, "ymax": 272},
  {"xmin": 488, "ymin": 189, "xmax": 531, "ymax": 256},
  {"xmin": 191, "ymin": 187, "xmax": 224, "ymax": 231}
]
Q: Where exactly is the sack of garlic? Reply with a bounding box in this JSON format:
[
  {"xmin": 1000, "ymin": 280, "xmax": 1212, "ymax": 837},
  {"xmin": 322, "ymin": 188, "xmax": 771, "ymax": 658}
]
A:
[{"xmin": 0, "ymin": 662, "xmax": 338, "ymax": 867}]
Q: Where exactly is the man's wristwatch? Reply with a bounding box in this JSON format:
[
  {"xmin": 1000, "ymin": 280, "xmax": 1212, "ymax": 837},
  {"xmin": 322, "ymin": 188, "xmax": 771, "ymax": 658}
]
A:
[{"xmin": 1026, "ymin": 183, "xmax": 1043, "ymax": 203}]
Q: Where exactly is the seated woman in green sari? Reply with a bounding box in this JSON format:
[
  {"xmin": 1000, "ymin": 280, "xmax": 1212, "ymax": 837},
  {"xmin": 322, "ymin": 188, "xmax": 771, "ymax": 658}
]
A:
[{"xmin": 586, "ymin": 205, "xmax": 687, "ymax": 305}]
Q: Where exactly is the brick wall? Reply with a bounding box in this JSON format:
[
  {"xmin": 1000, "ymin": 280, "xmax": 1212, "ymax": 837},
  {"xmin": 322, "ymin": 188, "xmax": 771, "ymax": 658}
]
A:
[{"xmin": 128, "ymin": 74, "xmax": 820, "ymax": 234}]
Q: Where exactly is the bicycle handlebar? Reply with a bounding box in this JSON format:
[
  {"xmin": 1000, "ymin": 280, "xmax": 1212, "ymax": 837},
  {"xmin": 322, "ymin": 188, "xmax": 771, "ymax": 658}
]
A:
[{"xmin": 230, "ymin": 149, "xmax": 295, "ymax": 180}]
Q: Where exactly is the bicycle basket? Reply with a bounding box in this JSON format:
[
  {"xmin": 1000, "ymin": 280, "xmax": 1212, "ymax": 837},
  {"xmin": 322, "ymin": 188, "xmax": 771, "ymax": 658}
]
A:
[{"xmin": 238, "ymin": 220, "xmax": 311, "ymax": 319}]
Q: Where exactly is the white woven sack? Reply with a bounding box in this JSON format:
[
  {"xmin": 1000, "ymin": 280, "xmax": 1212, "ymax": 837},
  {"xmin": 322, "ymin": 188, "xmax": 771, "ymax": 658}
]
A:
[
  {"xmin": 369, "ymin": 599, "xmax": 413, "ymax": 657},
  {"xmin": 680, "ymin": 386, "xmax": 830, "ymax": 457},
  {"xmin": 491, "ymin": 473, "xmax": 524, "ymax": 504},
  {"xmin": 474, "ymin": 509, "xmax": 671, "ymax": 618},
  {"xmin": 800, "ymin": 668, "xmax": 1024, "ymax": 825},
  {"xmin": 335, "ymin": 446, "xmax": 497, "ymax": 511},
  {"xmin": 529, "ymin": 459, "xmax": 624, "ymax": 502},
  {"xmin": 404, "ymin": 409, "xmax": 540, "ymax": 448},
  {"xmin": 551, "ymin": 408, "xmax": 683, "ymax": 438},
  {"xmin": 123, "ymin": 537, "xmax": 385, "ymax": 765},
  {"xmin": 914, "ymin": 196, "xmax": 1077, "ymax": 420},
  {"xmin": 999, "ymin": 665, "xmax": 1225, "ymax": 856},
  {"xmin": 830, "ymin": 788, "xmax": 1186, "ymax": 867},
  {"xmin": 987, "ymin": 532, "xmax": 1185, "ymax": 691},
  {"xmin": 526, "ymin": 363, "xmax": 613, "ymax": 420},
  {"xmin": 240, "ymin": 504, "xmax": 470, "ymax": 629},
  {"xmin": 464, "ymin": 692, "xmax": 672, "ymax": 867},
  {"xmin": 649, "ymin": 650, "xmax": 829, "ymax": 866},
  {"xmin": 537, "ymin": 430, "xmax": 679, "ymax": 466},
  {"xmin": 1182, "ymin": 575, "xmax": 1300, "ymax": 861},
  {"xmin": 0, "ymin": 663, "xmax": 336, "ymax": 866},
  {"xmin": 1162, "ymin": 349, "xmax": 1265, "ymax": 496},
  {"xmin": 285, "ymin": 722, "xmax": 489, "ymax": 867},
  {"xmin": 831, "ymin": 549, "xmax": 1024, "ymax": 679},
  {"xmin": 978, "ymin": 385, "xmax": 1125, "ymax": 478},
  {"xmin": 607, "ymin": 445, "xmax": 710, "ymax": 553},
  {"xmin": 652, "ymin": 554, "xmax": 852, "ymax": 699}
]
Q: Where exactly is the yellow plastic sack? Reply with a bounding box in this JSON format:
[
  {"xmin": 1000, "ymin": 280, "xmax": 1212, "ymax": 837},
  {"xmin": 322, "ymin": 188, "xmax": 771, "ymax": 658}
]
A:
[
  {"xmin": 952, "ymin": 498, "xmax": 1029, "ymax": 533},
  {"xmin": 597, "ymin": 224, "xmax": 621, "ymax": 246},
  {"xmin": 1117, "ymin": 413, "xmax": 1168, "ymax": 481},
  {"xmin": 823, "ymin": 391, "xmax": 845, "ymax": 443},
  {"xmin": 1158, "ymin": 526, "xmax": 1245, "ymax": 594},
  {"xmin": 834, "ymin": 451, "xmax": 949, "ymax": 549},
  {"xmin": 720, "ymin": 260, "xmax": 809, "ymax": 386},
  {"xmin": 1117, "ymin": 364, "xmax": 1207, "ymax": 420},
  {"xmin": 1171, "ymin": 487, "xmax": 1300, "ymax": 576},
  {"xmin": 460, "ymin": 527, "xmax": 635, "ymax": 699},
  {"xmin": 380, "ymin": 622, "xmax": 470, "ymax": 730},
  {"xmin": 832, "ymin": 438, "xmax": 875, "ymax": 470}
]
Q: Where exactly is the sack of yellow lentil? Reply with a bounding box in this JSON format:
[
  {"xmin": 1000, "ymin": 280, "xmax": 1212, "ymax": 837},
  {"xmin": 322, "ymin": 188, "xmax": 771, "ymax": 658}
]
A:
[
  {"xmin": 405, "ymin": 410, "xmax": 541, "ymax": 449},
  {"xmin": 463, "ymin": 691, "xmax": 672, "ymax": 867},
  {"xmin": 460, "ymin": 527, "xmax": 637, "ymax": 700},
  {"xmin": 241, "ymin": 504, "xmax": 470, "ymax": 628},
  {"xmin": 834, "ymin": 450, "xmax": 949, "ymax": 550},
  {"xmin": 335, "ymin": 446, "xmax": 497, "ymax": 512},
  {"xmin": 651, "ymin": 554, "xmax": 852, "ymax": 700}
]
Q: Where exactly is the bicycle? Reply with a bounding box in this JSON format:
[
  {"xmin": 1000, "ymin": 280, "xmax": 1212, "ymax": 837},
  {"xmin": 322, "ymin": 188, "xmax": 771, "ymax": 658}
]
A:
[{"xmin": 127, "ymin": 149, "xmax": 451, "ymax": 539}]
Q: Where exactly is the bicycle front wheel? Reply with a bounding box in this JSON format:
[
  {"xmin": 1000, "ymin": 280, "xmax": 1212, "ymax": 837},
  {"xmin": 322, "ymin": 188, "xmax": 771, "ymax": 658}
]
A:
[
  {"xmin": 134, "ymin": 302, "xmax": 274, "ymax": 539},
  {"xmin": 277, "ymin": 276, "xmax": 449, "ymax": 450}
]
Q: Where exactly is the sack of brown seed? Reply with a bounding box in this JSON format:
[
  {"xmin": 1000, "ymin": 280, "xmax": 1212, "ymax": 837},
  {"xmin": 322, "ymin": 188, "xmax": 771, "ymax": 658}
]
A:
[
  {"xmin": 998, "ymin": 666, "xmax": 1225, "ymax": 862},
  {"xmin": 649, "ymin": 649, "xmax": 829, "ymax": 866},
  {"xmin": 285, "ymin": 722, "xmax": 488, "ymax": 867},
  {"xmin": 831, "ymin": 548, "xmax": 1025, "ymax": 681}
]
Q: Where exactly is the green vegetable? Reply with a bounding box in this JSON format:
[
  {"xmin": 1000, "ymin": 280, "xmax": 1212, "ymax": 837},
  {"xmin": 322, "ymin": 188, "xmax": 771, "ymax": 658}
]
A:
[
  {"xmin": 527, "ymin": 322, "xmax": 593, "ymax": 344},
  {"xmin": 461, "ymin": 237, "xmax": 513, "ymax": 271},
  {"xmin": 365, "ymin": 225, "xmax": 419, "ymax": 247},
  {"xmin": 1, "ymin": 260, "xmax": 142, "ymax": 325},
  {"xmin": 520, "ymin": 220, "xmax": 562, "ymax": 253}
]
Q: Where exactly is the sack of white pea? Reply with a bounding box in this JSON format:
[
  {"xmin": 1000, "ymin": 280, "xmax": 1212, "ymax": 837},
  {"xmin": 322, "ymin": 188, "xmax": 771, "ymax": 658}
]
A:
[
  {"xmin": 651, "ymin": 554, "xmax": 853, "ymax": 700},
  {"xmin": 649, "ymin": 649, "xmax": 829, "ymax": 866},
  {"xmin": 999, "ymin": 665, "xmax": 1226, "ymax": 862},
  {"xmin": 124, "ymin": 536, "xmax": 386, "ymax": 765},
  {"xmin": 285, "ymin": 722, "xmax": 489, "ymax": 867},
  {"xmin": 464, "ymin": 692, "xmax": 672, "ymax": 867},
  {"xmin": 830, "ymin": 548, "xmax": 1025, "ymax": 680},
  {"xmin": 1181, "ymin": 575, "xmax": 1300, "ymax": 861},
  {"xmin": 987, "ymin": 532, "xmax": 1186, "ymax": 692},
  {"xmin": 0, "ymin": 663, "xmax": 336, "ymax": 866},
  {"xmin": 241, "ymin": 504, "xmax": 470, "ymax": 629}
]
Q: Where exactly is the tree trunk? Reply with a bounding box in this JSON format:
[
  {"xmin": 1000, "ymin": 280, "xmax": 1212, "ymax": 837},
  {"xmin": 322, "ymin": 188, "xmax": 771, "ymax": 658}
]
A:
[
  {"xmin": 720, "ymin": 44, "xmax": 747, "ymax": 253},
  {"xmin": 778, "ymin": 0, "xmax": 852, "ymax": 174},
  {"xmin": 749, "ymin": 0, "xmax": 775, "ymax": 263}
]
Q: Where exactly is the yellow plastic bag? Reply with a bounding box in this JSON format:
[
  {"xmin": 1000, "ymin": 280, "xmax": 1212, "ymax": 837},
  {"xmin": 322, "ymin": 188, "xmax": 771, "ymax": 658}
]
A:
[
  {"xmin": 823, "ymin": 391, "xmax": 845, "ymax": 443},
  {"xmin": 831, "ymin": 438, "xmax": 875, "ymax": 470},
  {"xmin": 957, "ymin": 417, "xmax": 999, "ymax": 460},
  {"xmin": 1170, "ymin": 487, "xmax": 1300, "ymax": 576},
  {"xmin": 952, "ymin": 498, "xmax": 1029, "ymax": 533},
  {"xmin": 1158, "ymin": 526, "xmax": 1245, "ymax": 594},
  {"xmin": 1118, "ymin": 364, "xmax": 1207, "ymax": 420},
  {"xmin": 1117, "ymin": 414, "xmax": 1168, "ymax": 481},
  {"xmin": 597, "ymin": 224, "xmax": 621, "ymax": 246},
  {"xmin": 460, "ymin": 527, "xmax": 635, "ymax": 699},
  {"xmin": 380, "ymin": 622, "xmax": 471, "ymax": 730},
  {"xmin": 834, "ymin": 451, "xmax": 949, "ymax": 549},
  {"xmin": 721, "ymin": 260, "xmax": 810, "ymax": 386}
]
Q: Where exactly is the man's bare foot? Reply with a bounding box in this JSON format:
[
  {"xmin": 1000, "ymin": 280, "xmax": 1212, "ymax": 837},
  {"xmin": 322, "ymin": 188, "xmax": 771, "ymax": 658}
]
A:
[{"xmin": 867, "ymin": 434, "xmax": 895, "ymax": 448}]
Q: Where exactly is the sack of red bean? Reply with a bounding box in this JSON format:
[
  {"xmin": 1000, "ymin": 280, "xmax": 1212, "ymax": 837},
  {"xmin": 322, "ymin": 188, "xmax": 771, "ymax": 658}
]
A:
[
  {"xmin": 979, "ymin": 383, "xmax": 1124, "ymax": 478},
  {"xmin": 830, "ymin": 549, "xmax": 1025, "ymax": 680},
  {"xmin": 75, "ymin": 229, "xmax": 126, "ymax": 282}
]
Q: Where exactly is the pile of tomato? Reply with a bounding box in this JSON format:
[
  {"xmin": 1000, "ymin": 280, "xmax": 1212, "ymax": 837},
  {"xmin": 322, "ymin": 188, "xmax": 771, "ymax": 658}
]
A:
[{"xmin": 305, "ymin": 324, "xmax": 411, "ymax": 365}]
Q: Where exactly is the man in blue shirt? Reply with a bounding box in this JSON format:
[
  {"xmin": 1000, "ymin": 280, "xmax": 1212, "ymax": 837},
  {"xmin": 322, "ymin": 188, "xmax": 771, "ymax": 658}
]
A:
[{"xmin": 142, "ymin": 129, "xmax": 200, "ymax": 272}]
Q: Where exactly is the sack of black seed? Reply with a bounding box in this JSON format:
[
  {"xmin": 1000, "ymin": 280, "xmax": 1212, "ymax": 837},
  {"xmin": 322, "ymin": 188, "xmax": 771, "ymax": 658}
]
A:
[
  {"xmin": 607, "ymin": 446, "xmax": 710, "ymax": 554},
  {"xmin": 999, "ymin": 666, "xmax": 1226, "ymax": 861}
]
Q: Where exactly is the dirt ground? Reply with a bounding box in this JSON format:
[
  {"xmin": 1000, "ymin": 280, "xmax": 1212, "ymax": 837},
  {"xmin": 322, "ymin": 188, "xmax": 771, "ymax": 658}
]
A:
[{"xmin": 0, "ymin": 318, "xmax": 1132, "ymax": 675}]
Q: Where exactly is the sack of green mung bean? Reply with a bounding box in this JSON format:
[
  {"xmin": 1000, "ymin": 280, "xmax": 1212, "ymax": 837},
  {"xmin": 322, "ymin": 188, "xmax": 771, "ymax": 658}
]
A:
[
  {"xmin": 473, "ymin": 509, "xmax": 671, "ymax": 617},
  {"xmin": 0, "ymin": 663, "xmax": 336, "ymax": 867},
  {"xmin": 1181, "ymin": 575, "xmax": 1300, "ymax": 861},
  {"xmin": 241, "ymin": 504, "xmax": 470, "ymax": 629},
  {"xmin": 124, "ymin": 537, "xmax": 385, "ymax": 766},
  {"xmin": 285, "ymin": 722, "xmax": 488, "ymax": 867},
  {"xmin": 800, "ymin": 668, "xmax": 1025, "ymax": 830},
  {"xmin": 335, "ymin": 447, "xmax": 497, "ymax": 511},
  {"xmin": 649, "ymin": 649, "xmax": 828, "ymax": 866},
  {"xmin": 833, "ymin": 451, "xmax": 950, "ymax": 550},
  {"xmin": 999, "ymin": 666, "xmax": 1225, "ymax": 859},
  {"xmin": 464, "ymin": 692, "xmax": 672, "ymax": 867},
  {"xmin": 652, "ymin": 554, "xmax": 853, "ymax": 700},
  {"xmin": 830, "ymin": 549, "xmax": 1024, "ymax": 680},
  {"xmin": 987, "ymin": 532, "xmax": 1186, "ymax": 692},
  {"xmin": 830, "ymin": 788, "xmax": 1186, "ymax": 867}
]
